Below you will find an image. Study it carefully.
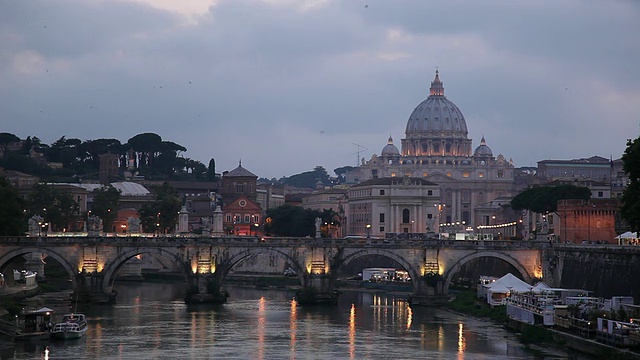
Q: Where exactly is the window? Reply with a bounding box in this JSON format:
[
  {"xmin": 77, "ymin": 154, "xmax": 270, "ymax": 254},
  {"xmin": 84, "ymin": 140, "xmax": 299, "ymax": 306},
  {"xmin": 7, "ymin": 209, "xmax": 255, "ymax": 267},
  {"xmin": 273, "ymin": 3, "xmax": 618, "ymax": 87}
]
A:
[
  {"xmin": 226, "ymin": 214, "xmax": 232, "ymax": 222},
  {"xmin": 372, "ymin": 169, "xmax": 378, "ymax": 178},
  {"xmin": 598, "ymin": 191, "xmax": 603, "ymax": 197},
  {"xmin": 379, "ymin": 190, "xmax": 385, "ymax": 195},
  {"xmin": 422, "ymin": 172, "xmax": 428, "ymax": 177},
  {"xmin": 402, "ymin": 209, "xmax": 410, "ymax": 224},
  {"xmin": 446, "ymin": 172, "xmax": 452, "ymax": 177},
  {"xmin": 244, "ymin": 215, "xmax": 250, "ymax": 223},
  {"xmin": 478, "ymin": 172, "xmax": 484, "ymax": 178},
  {"xmin": 379, "ymin": 213, "xmax": 385, "ymax": 223},
  {"xmin": 427, "ymin": 190, "xmax": 433, "ymax": 195},
  {"xmin": 427, "ymin": 214, "xmax": 433, "ymax": 219},
  {"xmin": 236, "ymin": 183, "xmax": 245, "ymax": 193},
  {"xmin": 391, "ymin": 172, "xmax": 397, "ymax": 177},
  {"xmin": 462, "ymin": 172, "xmax": 470, "ymax": 178},
  {"xmin": 497, "ymin": 170, "xmax": 504, "ymax": 178},
  {"xmin": 379, "ymin": 226, "xmax": 385, "ymax": 232}
]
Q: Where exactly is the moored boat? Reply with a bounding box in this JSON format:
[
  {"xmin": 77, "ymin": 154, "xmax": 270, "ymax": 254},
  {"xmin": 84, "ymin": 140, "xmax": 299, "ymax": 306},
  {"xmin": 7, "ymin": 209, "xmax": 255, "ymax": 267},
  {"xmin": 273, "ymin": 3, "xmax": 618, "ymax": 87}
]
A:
[
  {"xmin": 11, "ymin": 307, "xmax": 55, "ymax": 341},
  {"xmin": 51, "ymin": 313, "xmax": 87, "ymax": 340}
]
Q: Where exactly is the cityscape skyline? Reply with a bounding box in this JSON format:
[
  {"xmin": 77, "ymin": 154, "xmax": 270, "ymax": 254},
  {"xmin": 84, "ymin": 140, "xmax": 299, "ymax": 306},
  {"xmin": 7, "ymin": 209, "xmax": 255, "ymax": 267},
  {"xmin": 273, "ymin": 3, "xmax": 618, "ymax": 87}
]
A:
[{"xmin": 1, "ymin": 1, "xmax": 639, "ymax": 179}]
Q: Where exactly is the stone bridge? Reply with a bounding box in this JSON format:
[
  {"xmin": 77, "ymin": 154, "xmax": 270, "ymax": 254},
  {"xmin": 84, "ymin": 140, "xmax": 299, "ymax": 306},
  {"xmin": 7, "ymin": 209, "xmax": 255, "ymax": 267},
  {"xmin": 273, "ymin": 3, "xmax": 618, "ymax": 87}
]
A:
[{"xmin": 0, "ymin": 236, "xmax": 550, "ymax": 305}]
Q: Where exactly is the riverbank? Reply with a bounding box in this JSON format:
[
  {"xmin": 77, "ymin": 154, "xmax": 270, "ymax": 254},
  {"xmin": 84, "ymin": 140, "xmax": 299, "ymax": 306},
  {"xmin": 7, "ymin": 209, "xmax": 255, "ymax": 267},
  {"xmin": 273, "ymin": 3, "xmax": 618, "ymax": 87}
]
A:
[{"xmin": 445, "ymin": 291, "xmax": 640, "ymax": 359}]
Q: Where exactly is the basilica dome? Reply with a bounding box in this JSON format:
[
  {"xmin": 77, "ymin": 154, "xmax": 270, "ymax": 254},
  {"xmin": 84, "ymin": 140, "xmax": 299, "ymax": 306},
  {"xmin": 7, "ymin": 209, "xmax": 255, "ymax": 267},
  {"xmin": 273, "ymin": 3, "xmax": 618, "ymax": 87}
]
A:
[
  {"xmin": 404, "ymin": 70, "xmax": 468, "ymax": 140},
  {"xmin": 401, "ymin": 70, "xmax": 472, "ymax": 158}
]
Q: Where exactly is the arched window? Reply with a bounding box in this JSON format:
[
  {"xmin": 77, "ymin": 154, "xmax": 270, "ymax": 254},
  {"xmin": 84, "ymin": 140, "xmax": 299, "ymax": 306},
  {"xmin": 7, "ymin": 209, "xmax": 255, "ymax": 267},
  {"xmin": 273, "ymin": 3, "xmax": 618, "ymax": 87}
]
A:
[{"xmin": 402, "ymin": 209, "xmax": 410, "ymax": 224}]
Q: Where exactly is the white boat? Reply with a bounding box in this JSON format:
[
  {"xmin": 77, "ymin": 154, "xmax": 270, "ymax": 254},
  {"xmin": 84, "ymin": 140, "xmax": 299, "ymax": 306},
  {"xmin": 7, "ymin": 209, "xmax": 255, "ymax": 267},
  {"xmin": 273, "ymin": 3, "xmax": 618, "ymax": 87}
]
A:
[{"xmin": 51, "ymin": 313, "xmax": 87, "ymax": 340}]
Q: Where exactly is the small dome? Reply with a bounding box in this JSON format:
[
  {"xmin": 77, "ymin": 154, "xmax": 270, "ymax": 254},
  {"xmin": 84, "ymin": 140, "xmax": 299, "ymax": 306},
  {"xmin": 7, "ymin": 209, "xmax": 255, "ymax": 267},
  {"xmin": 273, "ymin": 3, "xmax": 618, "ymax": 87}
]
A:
[
  {"xmin": 381, "ymin": 135, "xmax": 400, "ymax": 156},
  {"xmin": 474, "ymin": 136, "xmax": 493, "ymax": 157}
]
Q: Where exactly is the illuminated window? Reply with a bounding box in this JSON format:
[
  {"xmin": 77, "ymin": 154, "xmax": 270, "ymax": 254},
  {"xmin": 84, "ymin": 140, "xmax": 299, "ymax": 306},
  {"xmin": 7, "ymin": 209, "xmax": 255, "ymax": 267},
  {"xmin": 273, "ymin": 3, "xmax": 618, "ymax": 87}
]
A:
[
  {"xmin": 497, "ymin": 170, "xmax": 504, "ymax": 178},
  {"xmin": 422, "ymin": 172, "xmax": 428, "ymax": 177},
  {"xmin": 391, "ymin": 172, "xmax": 397, "ymax": 177},
  {"xmin": 462, "ymin": 172, "xmax": 470, "ymax": 178},
  {"xmin": 479, "ymin": 173, "xmax": 484, "ymax": 178},
  {"xmin": 446, "ymin": 172, "xmax": 452, "ymax": 177},
  {"xmin": 405, "ymin": 172, "xmax": 411, "ymax": 177}
]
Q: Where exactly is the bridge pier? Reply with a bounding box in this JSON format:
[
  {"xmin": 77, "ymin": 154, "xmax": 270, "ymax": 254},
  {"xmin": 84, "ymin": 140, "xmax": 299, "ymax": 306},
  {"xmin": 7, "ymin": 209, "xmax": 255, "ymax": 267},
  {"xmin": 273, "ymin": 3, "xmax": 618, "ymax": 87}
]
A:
[
  {"xmin": 184, "ymin": 273, "xmax": 229, "ymax": 305},
  {"xmin": 408, "ymin": 275, "xmax": 450, "ymax": 306},
  {"xmin": 296, "ymin": 274, "xmax": 338, "ymax": 306},
  {"xmin": 74, "ymin": 272, "xmax": 116, "ymax": 304}
]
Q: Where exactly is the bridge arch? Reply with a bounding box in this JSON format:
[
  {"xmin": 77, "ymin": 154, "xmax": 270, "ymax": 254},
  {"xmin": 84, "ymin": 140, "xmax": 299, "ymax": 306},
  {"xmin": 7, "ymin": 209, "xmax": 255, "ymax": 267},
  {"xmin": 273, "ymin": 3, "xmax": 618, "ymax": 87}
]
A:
[
  {"xmin": 339, "ymin": 249, "xmax": 421, "ymax": 292},
  {"xmin": 219, "ymin": 247, "xmax": 304, "ymax": 284},
  {"xmin": 0, "ymin": 247, "xmax": 79, "ymax": 289},
  {"xmin": 101, "ymin": 248, "xmax": 190, "ymax": 293},
  {"xmin": 442, "ymin": 251, "xmax": 533, "ymax": 294}
]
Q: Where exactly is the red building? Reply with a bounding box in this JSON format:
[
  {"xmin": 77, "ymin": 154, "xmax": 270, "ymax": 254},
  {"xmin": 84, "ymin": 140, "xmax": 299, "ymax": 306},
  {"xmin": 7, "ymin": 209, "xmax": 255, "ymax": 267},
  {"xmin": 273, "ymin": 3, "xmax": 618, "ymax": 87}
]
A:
[
  {"xmin": 557, "ymin": 199, "xmax": 619, "ymax": 244},
  {"xmin": 223, "ymin": 196, "xmax": 262, "ymax": 236}
]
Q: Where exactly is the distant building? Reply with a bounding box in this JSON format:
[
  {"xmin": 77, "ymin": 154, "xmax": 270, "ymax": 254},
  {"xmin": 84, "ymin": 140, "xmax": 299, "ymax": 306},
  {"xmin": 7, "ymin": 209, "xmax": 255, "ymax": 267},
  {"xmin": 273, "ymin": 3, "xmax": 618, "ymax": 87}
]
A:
[
  {"xmin": 537, "ymin": 156, "xmax": 613, "ymax": 181},
  {"xmin": 345, "ymin": 70, "xmax": 517, "ymax": 228},
  {"xmin": 223, "ymin": 196, "xmax": 262, "ymax": 236},
  {"xmin": 256, "ymin": 183, "xmax": 285, "ymax": 211},
  {"xmin": 556, "ymin": 199, "xmax": 619, "ymax": 244},
  {"xmin": 221, "ymin": 161, "xmax": 258, "ymax": 206},
  {"xmin": 347, "ymin": 177, "xmax": 440, "ymax": 237},
  {"xmin": 99, "ymin": 153, "xmax": 119, "ymax": 184}
]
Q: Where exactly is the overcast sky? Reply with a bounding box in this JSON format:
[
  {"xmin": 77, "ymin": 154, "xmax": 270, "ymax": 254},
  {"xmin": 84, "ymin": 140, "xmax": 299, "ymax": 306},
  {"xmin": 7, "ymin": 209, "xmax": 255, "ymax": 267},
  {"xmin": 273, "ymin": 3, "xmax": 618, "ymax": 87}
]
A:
[{"xmin": 1, "ymin": 0, "xmax": 639, "ymax": 179}]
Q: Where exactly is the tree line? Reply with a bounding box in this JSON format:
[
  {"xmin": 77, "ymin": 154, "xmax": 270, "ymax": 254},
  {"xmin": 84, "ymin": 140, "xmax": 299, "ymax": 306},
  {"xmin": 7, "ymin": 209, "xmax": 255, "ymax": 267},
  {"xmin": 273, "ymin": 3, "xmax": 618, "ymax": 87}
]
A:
[{"xmin": 0, "ymin": 132, "xmax": 216, "ymax": 182}]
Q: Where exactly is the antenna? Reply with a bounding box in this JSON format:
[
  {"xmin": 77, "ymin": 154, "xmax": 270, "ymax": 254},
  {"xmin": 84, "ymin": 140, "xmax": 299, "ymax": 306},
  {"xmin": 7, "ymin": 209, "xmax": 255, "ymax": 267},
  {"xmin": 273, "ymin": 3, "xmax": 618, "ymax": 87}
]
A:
[{"xmin": 353, "ymin": 143, "xmax": 368, "ymax": 166}]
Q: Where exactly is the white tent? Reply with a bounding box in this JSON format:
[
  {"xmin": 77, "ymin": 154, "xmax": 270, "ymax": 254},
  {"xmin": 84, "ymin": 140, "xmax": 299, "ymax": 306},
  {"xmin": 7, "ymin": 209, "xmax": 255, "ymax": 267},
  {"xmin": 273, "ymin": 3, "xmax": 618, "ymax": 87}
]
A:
[
  {"xmin": 484, "ymin": 273, "xmax": 533, "ymax": 306},
  {"xmin": 615, "ymin": 231, "xmax": 638, "ymax": 245}
]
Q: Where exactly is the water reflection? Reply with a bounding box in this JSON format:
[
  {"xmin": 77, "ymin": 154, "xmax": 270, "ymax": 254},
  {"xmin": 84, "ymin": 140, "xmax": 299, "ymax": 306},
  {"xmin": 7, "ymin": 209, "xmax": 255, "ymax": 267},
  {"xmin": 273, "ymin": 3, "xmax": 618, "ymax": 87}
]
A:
[
  {"xmin": 348, "ymin": 303, "xmax": 355, "ymax": 359},
  {"xmin": 0, "ymin": 283, "xmax": 590, "ymax": 359},
  {"xmin": 289, "ymin": 299, "xmax": 297, "ymax": 360}
]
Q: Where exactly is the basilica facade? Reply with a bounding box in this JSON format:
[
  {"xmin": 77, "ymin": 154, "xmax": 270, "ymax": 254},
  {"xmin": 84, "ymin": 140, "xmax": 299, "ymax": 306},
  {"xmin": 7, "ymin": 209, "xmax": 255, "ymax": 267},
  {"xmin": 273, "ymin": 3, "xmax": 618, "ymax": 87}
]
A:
[{"xmin": 346, "ymin": 70, "xmax": 518, "ymax": 231}]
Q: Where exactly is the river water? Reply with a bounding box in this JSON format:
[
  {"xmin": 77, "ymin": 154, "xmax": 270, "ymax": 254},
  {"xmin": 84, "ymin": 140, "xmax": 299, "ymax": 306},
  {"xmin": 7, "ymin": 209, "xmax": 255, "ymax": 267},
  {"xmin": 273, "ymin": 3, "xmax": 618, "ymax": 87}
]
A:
[{"xmin": 0, "ymin": 282, "xmax": 590, "ymax": 359}]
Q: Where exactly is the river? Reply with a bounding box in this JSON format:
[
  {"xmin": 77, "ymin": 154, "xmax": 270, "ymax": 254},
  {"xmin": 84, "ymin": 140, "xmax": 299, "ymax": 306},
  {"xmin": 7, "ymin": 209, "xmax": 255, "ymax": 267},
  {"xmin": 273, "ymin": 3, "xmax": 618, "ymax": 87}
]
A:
[{"xmin": 0, "ymin": 282, "xmax": 591, "ymax": 359}]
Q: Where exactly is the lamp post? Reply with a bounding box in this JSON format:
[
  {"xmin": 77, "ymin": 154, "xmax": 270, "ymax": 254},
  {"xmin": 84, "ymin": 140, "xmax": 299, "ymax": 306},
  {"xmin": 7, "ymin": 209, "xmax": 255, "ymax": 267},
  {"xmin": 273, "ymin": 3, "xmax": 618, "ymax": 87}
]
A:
[{"xmin": 366, "ymin": 224, "xmax": 371, "ymax": 238}]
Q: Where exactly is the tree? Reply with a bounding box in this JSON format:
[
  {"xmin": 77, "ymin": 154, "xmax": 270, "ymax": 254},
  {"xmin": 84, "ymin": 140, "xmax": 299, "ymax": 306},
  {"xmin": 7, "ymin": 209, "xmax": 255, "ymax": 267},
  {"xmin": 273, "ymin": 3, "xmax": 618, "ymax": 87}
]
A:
[
  {"xmin": 128, "ymin": 133, "xmax": 163, "ymax": 169},
  {"xmin": 207, "ymin": 158, "xmax": 216, "ymax": 181},
  {"xmin": 281, "ymin": 166, "xmax": 330, "ymax": 189},
  {"xmin": 26, "ymin": 184, "xmax": 79, "ymax": 232},
  {"xmin": 90, "ymin": 185, "xmax": 121, "ymax": 232},
  {"xmin": 265, "ymin": 204, "xmax": 319, "ymax": 237},
  {"xmin": 137, "ymin": 182, "xmax": 181, "ymax": 234},
  {"xmin": 0, "ymin": 132, "xmax": 20, "ymax": 156},
  {"xmin": 0, "ymin": 177, "xmax": 27, "ymax": 235},
  {"xmin": 511, "ymin": 185, "xmax": 591, "ymax": 214},
  {"xmin": 621, "ymin": 136, "xmax": 640, "ymax": 231}
]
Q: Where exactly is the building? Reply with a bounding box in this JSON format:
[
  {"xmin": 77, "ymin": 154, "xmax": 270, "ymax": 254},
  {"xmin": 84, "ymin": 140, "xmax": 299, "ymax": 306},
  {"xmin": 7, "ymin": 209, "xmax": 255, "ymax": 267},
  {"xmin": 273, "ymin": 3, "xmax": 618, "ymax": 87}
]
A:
[
  {"xmin": 345, "ymin": 70, "xmax": 517, "ymax": 228},
  {"xmin": 221, "ymin": 161, "xmax": 258, "ymax": 206},
  {"xmin": 556, "ymin": 199, "xmax": 619, "ymax": 244},
  {"xmin": 223, "ymin": 196, "xmax": 262, "ymax": 236},
  {"xmin": 347, "ymin": 177, "xmax": 440, "ymax": 237},
  {"xmin": 256, "ymin": 183, "xmax": 285, "ymax": 211},
  {"xmin": 537, "ymin": 156, "xmax": 613, "ymax": 181}
]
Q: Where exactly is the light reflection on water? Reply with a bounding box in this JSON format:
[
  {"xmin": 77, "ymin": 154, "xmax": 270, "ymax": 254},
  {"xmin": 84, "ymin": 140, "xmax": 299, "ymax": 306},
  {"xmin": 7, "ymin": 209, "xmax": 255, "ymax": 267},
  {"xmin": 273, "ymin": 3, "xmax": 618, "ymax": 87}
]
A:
[{"xmin": 0, "ymin": 283, "xmax": 589, "ymax": 359}]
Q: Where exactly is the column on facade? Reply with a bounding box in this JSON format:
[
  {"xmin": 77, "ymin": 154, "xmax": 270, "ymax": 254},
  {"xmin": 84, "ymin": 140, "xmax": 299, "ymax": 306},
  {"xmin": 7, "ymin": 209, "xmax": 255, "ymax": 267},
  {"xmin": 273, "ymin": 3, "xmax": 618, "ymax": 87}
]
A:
[{"xmin": 389, "ymin": 205, "xmax": 395, "ymax": 233}]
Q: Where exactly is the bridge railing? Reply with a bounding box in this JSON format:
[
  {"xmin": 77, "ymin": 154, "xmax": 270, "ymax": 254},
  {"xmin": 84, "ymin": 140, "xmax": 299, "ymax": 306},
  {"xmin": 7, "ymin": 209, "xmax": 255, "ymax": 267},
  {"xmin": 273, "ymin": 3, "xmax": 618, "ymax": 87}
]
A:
[{"xmin": 0, "ymin": 236, "xmax": 553, "ymax": 250}]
